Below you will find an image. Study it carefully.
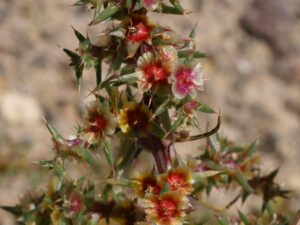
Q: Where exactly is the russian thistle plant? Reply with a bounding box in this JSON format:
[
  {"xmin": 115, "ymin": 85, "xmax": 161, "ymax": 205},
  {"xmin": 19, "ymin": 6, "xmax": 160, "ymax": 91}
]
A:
[{"xmin": 2, "ymin": 0, "xmax": 298, "ymax": 225}]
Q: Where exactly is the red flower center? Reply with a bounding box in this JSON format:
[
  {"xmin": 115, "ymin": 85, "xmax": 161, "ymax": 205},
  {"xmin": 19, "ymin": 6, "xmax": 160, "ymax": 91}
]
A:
[
  {"xmin": 167, "ymin": 172, "xmax": 186, "ymax": 191},
  {"xmin": 128, "ymin": 22, "xmax": 150, "ymax": 43},
  {"xmin": 90, "ymin": 114, "xmax": 107, "ymax": 136},
  {"xmin": 157, "ymin": 199, "xmax": 177, "ymax": 219},
  {"xmin": 144, "ymin": 64, "xmax": 168, "ymax": 83},
  {"xmin": 142, "ymin": 177, "xmax": 161, "ymax": 195}
]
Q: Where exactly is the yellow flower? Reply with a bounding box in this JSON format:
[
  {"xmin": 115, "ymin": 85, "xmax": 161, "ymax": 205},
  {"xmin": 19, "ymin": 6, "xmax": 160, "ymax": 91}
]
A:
[
  {"xmin": 161, "ymin": 167, "xmax": 194, "ymax": 195},
  {"xmin": 117, "ymin": 102, "xmax": 152, "ymax": 135},
  {"xmin": 139, "ymin": 192, "xmax": 189, "ymax": 225},
  {"xmin": 132, "ymin": 171, "xmax": 162, "ymax": 197}
]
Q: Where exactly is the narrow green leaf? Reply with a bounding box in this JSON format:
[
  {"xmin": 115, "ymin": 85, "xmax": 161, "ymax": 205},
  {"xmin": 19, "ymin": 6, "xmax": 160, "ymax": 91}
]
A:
[
  {"xmin": 160, "ymin": 110, "xmax": 172, "ymax": 131},
  {"xmin": 72, "ymin": 146, "xmax": 95, "ymax": 165},
  {"xmin": 153, "ymin": 98, "xmax": 172, "ymax": 118},
  {"xmin": 76, "ymin": 64, "xmax": 84, "ymax": 86},
  {"xmin": 95, "ymin": 58, "xmax": 102, "ymax": 87},
  {"xmin": 164, "ymin": 115, "xmax": 185, "ymax": 137},
  {"xmin": 92, "ymin": 4, "xmax": 122, "ymax": 25},
  {"xmin": 235, "ymin": 170, "xmax": 253, "ymax": 193},
  {"xmin": 115, "ymin": 141, "xmax": 137, "ymax": 172},
  {"xmin": 198, "ymin": 104, "xmax": 216, "ymax": 113},
  {"xmin": 265, "ymin": 202, "xmax": 275, "ymax": 216},
  {"xmin": 149, "ymin": 123, "xmax": 166, "ymax": 139},
  {"xmin": 189, "ymin": 23, "xmax": 198, "ymax": 38},
  {"xmin": 226, "ymin": 145, "xmax": 245, "ymax": 153},
  {"xmin": 103, "ymin": 178, "xmax": 132, "ymax": 187},
  {"xmin": 72, "ymin": 26, "xmax": 86, "ymax": 43},
  {"xmin": 0, "ymin": 206, "xmax": 22, "ymax": 216},
  {"xmin": 178, "ymin": 50, "xmax": 208, "ymax": 59},
  {"xmin": 40, "ymin": 160, "xmax": 55, "ymax": 169},
  {"xmin": 244, "ymin": 140, "xmax": 259, "ymax": 158},
  {"xmin": 193, "ymin": 51, "xmax": 208, "ymax": 58},
  {"xmin": 169, "ymin": 0, "xmax": 184, "ymax": 13},
  {"xmin": 103, "ymin": 140, "xmax": 114, "ymax": 169},
  {"xmin": 193, "ymin": 170, "xmax": 221, "ymax": 182},
  {"xmin": 101, "ymin": 184, "xmax": 113, "ymax": 202},
  {"xmin": 63, "ymin": 48, "xmax": 81, "ymax": 64},
  {"xmin": 238, "ymin": 210, "xmax": 251, "ymax": 225},
  {"xmin": 54, "ymin": 164, "xmax": 65, "ymax": 177},
  {"xmin": 44, "ymin": 121, "xmax": 65, "ymax": 144},
  {"xmin": 159, "ymin": 3, "xmax": 183, "ymax": 15},
  {"xmin": 113, "ymin": 72, "xmax": 139, "ymax": 83},
  {"xmin": 63, "ymin": 48, "xmax": 84, "ymax": 85},
  {"xmin": 112, "ymin": 46, "xmax": 125, "ymax": 71}
]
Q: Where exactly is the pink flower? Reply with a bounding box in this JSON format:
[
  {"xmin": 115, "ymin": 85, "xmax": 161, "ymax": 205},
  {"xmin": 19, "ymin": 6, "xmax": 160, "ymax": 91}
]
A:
[
  {"xmin": 170, "ymin": 63, "xmax": 204, "ymax": 99},
  {"xmin": 136, "ymin": 45, "xmax": 178, "ymax": 91},
  {"xmin": 183, "ymin": 100, "xmax": 199, "ymax": 115}
]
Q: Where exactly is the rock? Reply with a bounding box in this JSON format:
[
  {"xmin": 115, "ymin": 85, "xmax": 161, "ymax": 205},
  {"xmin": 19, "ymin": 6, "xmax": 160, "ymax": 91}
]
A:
[
  {"xmin": 1, "ymin": 92, "xmax": 42, "ymax": 125},
  {"xmin": 240, "ymin": 0, "xmax": 291, "ymax": 56}
]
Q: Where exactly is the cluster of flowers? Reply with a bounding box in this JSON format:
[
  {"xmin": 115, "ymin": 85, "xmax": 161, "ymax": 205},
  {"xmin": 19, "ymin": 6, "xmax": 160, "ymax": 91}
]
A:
[
  {"xmin": 2, "ymin": 1, "xmax": 294, "ymax": 225},
  {"xmin": 133, "ymin": 167, "xmax": 194, "ymax": 225}
]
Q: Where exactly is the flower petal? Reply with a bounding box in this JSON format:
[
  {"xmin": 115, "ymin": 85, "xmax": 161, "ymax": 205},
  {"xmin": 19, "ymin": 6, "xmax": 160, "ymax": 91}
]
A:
[{"xmin": 142, "ymin": 0, "xmax": 159, "ymax": 11}]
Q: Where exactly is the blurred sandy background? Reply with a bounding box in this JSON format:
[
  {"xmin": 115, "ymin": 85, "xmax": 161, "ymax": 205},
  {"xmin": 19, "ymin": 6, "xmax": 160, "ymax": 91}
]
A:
[{"xmin": 0, "ymin": 0, "xmax": 300, "ymax": 224}]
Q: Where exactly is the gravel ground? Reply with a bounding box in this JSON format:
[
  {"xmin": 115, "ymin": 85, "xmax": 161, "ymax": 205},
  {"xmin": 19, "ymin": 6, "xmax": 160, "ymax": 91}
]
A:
[{"xmin": 0, "ymin": 0, "xmax": 299, "ymax": 224}]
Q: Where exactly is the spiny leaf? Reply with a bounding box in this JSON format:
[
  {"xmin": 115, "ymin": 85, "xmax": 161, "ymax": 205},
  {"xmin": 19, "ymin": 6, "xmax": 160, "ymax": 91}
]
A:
[
  {"xmin": 113, "ymin": 72, "xmax": 139, "ymax": 83},
  {"xmin": 0, "ymin": 206, "xmax": 22, "ymax": 216},
  {"xmin": 235, "ymin": 170, "xmax": 254, "ymax": 193},
  {"xmin": 40, "ymin": 160, "xmax": 56, "ymax": 169},
  {"xmin": 226, "ymin": 145, "xmax": 245, "ymax": 153},
  {"xmin": 72, "ymin": 146, "xmax": 95, "ymax": 165},
  {"xmin": 63, "ymin": 48, "xmax": 84, "ymax": 85},
  {"xmin": 115, "ymin": 140, "xmax": 137, "ymax": 172},
  {"xmin": 92, "ymin": 4, "xmax": 122, "ymax": 25},
  {"xmin": 193, "ymin": 170, "xmax": 221, "ymax": 182},
  {"xmin": 102, "ymin": 178, "xmax": 132, "ymax": 187},
  {"xmin": 152, "ymin": 97, "xmax": 172, "ymax": 118},
  {"xmin": 159, "ymin": 3, "xmax": 184, "ymax": 15},
  {"xmin": 238, "ymin": 210, "xmax": 251, "ymax": 225},
  {"xmin": 165, "ymin": 114, "xmax": 185, "ymax": 138},
  {"xmin": 169, "ymin": 0, "xmax": 184, "ymax": 13},
  {"xmin": 198, "ymin": 104, "xmax": 216, "ymax": 113},
  {"xmin": 103, "ymin": 140, "xmax": 114, "ymax": 169},
  {"xmin": 44, "ymin": 120, "xmax": 66, "ymax": 144},
  {"xmin": 178, "ymin": 50, "xmax": 208, "ymax": 59},
  {"xmin": 95, "ymin": 58, "xmax": 102, "ymax": 87},
  {"xmin": 149, "ymin": 123, "xmax": 166, "ymax": 139},
  {"xmin": 72, "ymin": 26, "xmax": 86, "ymax": 43},
  {"xmin": 189, "ymin": 23, "xmax": 198, "ymax": 39},
  {"xmin": 160, "ymin": 110, "xmax": 172, "ymax": 131}
]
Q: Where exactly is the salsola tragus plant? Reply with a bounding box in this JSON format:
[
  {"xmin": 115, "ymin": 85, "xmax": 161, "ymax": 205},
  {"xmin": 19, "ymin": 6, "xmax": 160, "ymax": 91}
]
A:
[{"xmin": 2, "ymin": 0, "xmax": 298, "ymax": 224}]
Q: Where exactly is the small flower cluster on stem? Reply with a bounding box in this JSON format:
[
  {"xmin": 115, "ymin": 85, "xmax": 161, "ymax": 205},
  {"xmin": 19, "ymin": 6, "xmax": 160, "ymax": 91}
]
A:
[{"xmin": 1, "ymin": 1, "xmax": 296, "ymax": 225}]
